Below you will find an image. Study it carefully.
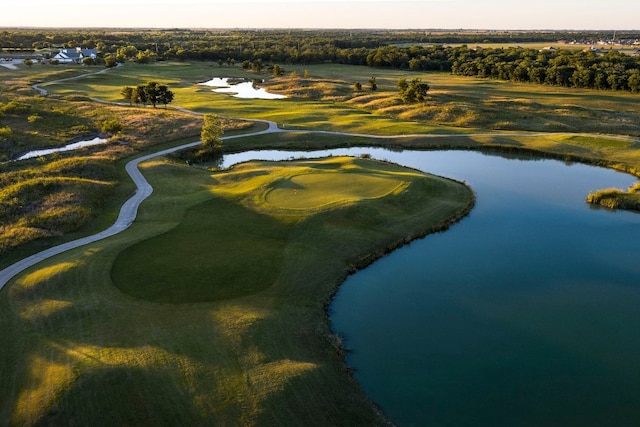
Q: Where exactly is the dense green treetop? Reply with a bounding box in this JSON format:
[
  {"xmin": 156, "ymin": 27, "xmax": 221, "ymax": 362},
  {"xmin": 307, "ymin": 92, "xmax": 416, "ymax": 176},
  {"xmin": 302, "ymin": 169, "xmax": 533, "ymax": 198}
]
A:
[
  {"xmin": 3, "ymin": 28, "xmax": 639, "ymax": 55},
  {"xmin": 2, "ymin": 28, "xmax": 639, "ymax": 92}
]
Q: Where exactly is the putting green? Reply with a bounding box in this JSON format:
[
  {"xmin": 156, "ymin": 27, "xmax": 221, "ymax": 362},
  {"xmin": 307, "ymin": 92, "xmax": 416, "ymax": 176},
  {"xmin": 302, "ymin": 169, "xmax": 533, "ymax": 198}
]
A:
[
  {"xmin": 111, "ymin": 157, "xmax": 444, "ymax": 304},
  {"xmin": 4, "ymin": 155, "xmax": 473, "ymax": 426},
  {"xmin": 265, "ymin": 172, "xmax": 406, "ymax": 210}
]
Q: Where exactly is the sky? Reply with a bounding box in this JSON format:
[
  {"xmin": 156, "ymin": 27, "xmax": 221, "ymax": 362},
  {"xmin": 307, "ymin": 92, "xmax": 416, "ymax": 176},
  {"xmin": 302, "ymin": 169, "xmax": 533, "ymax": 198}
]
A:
[{"xmin": 2, "ymin": 0, "xmax": 639, "ymax": 30}]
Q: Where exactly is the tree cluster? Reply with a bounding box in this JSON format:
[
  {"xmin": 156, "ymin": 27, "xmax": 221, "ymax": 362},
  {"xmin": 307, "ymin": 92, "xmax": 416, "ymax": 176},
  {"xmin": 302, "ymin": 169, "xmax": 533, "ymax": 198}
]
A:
[
  {"xmin": 4, "ymin": 28, "xmax": 639, "ymax": 55},
  {"xmin": 121, "ymin": 82, "xmax": 174, "ymax": 108},
  {"xmin": 449, "ymin": 47, "xmax": 640, "ymax": 92},
  {"xmin": 3, "ymin": 29, "xmax": 640, "ymax": 93},
  {"xmin": 365, "ymin": 45, "xmax": 640, "ymax": 93},
  {"xmin": 397, "ymin": 78, "xmax": 430, "ymax": 103}
]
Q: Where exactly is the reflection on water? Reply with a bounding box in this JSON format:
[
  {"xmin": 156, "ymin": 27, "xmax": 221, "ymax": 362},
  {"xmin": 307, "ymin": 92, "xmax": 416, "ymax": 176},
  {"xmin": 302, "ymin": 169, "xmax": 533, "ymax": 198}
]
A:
[
  {"xmin": 227, "ymin": 148, "xmax": 640, "ymax": 426},
  {"xmin": 330, "ymin": 150, "xmax": 640, "ymax": 427},
  {"xmin": 199, "ymin": 77, "xmax": 287, "ymax": 99},
  {"xmin": 17, "ymin": 137, "xmax": 108, "ymax": 161}
]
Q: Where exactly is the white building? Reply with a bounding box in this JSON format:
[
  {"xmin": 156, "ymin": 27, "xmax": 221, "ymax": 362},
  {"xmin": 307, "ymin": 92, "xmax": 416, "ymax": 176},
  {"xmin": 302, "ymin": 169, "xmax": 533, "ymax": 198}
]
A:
[{"xmin": 53, "ymin": 48, "xmax": 98, "ymax": 64}]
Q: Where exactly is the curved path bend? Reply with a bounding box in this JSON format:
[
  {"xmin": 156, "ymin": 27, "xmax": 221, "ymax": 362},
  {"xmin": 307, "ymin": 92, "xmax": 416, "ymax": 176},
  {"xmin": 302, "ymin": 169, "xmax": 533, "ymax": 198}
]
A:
[
  {"xmin": 1, "ymin": 116, "xmax": 637, "ymax": 291},
  {"xmin": 0, "ymin": 124, "xmax": 278, "ymax": 291},
  {"xmin": 2, "ymin": 69, "xmax": 638, "ymax": 290}
]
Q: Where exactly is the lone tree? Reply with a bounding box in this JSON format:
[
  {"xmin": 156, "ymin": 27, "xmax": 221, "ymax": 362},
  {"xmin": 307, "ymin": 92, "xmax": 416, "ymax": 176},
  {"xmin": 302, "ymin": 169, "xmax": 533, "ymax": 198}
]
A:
[
  {"xmin": 200, "ymin": 113, "xmax": 224, "ymax": 155},
  {"xmin": 368, "ymin": 76, "xmax": 377, "ymax": 91},
  {"xmin": 397, "ymin": 78, "xmax": 430, "ymax": 103},
  {"xmin": 272, "ymin": 64, "xmax": 285, "ymax": 76}
]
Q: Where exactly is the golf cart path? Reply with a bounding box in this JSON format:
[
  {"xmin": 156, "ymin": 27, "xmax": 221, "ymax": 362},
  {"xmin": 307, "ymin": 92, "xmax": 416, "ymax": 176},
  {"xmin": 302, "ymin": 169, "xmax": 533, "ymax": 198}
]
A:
[
  {"xmin": 0, "ymin": 121, "xmax": 630, "ymax": 291},
  {"xmin": 2, "ymin": 70, "xmax": 639, "ymax": 290},
  {"xmin": 0, "ymin": 125, "xmax": 277, "ymax": 290}
]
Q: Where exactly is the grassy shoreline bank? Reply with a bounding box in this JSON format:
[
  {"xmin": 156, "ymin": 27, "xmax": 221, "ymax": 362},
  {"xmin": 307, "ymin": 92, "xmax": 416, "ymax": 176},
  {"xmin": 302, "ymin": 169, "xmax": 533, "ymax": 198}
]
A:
[
  {"xmin": 1, "ymin": 157, "xmax": 474, "ymax": 425},
  {"xmin": 3, "ymin": 62, "xmax": 639, "ymax": 264},
  {"xmin": 3, "ymin": 124, "xmax": 639, "ymax": 272},
  {"xmin": 1, "ymin": 60, "xmax": 639, "ymax": 424}
]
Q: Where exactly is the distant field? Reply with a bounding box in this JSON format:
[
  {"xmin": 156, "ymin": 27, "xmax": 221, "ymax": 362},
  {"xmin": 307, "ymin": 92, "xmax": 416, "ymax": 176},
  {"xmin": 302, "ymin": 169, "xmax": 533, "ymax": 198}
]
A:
[
  {"xmin": 391, "ymin": 41, "xmax": 639, "ymax": 55},
  {"xmin": 43, "ymin": 61, "xmax": 640, "ymax": 137},
  {"xmin": 1, "ymin": 156, "xmax": 474, "ymax": 425},
  {"xmin": 470, "ymin": 41, "xmax": 638, "ymax": 53},
  {"xmin": 42, "ymin": 62, "xmax": 460, "ymax": 135},
  {"xmin": 3, "ymin": 60, "xmax": 640, "ymax": 266},
  {"xmin": 2, "ymin": 52, "xmax": 640, "ymax": 426}
]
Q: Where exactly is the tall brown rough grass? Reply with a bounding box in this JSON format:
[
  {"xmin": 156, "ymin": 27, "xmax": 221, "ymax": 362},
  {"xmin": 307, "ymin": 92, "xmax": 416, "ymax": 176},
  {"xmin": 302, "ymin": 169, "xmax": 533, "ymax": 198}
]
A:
[
  {"xmin": 0, "ymin": 160, "xmax": 117, "ymax": 256},
  {"xmin": 586, "ymin": 183, "xmax": 640, "ymax": 211}
]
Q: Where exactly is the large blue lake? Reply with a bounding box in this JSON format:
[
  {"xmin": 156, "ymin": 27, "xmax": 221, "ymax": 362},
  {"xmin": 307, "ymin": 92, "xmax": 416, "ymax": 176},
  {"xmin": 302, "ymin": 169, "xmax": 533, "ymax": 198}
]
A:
[{"xmin": 224, "ymin": 148, "xmax": 640, "ymax": 426}]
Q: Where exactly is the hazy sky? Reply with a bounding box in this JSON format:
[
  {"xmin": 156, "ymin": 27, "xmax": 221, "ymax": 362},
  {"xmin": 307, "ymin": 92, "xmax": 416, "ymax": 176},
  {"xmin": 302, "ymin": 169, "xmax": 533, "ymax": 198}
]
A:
[{"xmin": 3, "ymin": 0, "xmax": 639, "ymax": 30}]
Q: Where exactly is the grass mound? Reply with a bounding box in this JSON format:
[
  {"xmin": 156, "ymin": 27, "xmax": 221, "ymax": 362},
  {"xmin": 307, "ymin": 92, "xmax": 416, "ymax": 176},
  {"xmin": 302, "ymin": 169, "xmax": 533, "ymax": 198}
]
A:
[
  {"xmin": 0, "ymin": 158, "xmax": 117, "ymax": 255},
  {"xmin": 3, "ymin": 155, "xmax": 473, "ymax": 425},
  {"xmin": 264, "ymin": 76, "xmax": 353, "ymax": 101},
  {"xmin": 587, "ymin": 182, "xmax": 640, "ymax": 211},
  {"xmin": 111, "ymin": 196, "xmax": 289, "ymax": 303},
  {"xmin": 265, "ymin": 172, "xmax": 404, "ymax": 210},
  {"xmin": 111, "ymin": 157, "xmax": 442, "ymax": 304}
]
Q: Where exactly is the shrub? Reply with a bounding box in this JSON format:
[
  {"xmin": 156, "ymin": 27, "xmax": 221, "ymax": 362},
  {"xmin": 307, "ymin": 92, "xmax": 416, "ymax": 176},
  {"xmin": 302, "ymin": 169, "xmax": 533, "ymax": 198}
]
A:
[
  {"xmin": 0, "ymin": 126, "xmax": 12, "ymax": 141},
  {"xmin": 101, "ymin": 119, "xmax": 123, "ymax": 134},
  {"xmin": 398, "ymin": 78, "xmax": 430, "ymax": 103},
  {"xmin": 0, "ymin": 100, "xmax": 31, "ymax": 114},
  {"xmin": 586, "ymin": 187, "xmax": 640, "ymax": 211}
]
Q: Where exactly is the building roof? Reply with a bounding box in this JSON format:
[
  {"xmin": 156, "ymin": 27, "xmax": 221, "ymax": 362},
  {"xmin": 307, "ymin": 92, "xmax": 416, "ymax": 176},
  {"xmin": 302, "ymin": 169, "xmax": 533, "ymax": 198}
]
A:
[
  {"xmin": 53, "ymin": 48, "xmax": 98, "ymax": 62},
  {"xmin": 57, "ymin": 49, "xmax": 82, "ymax": 59}
]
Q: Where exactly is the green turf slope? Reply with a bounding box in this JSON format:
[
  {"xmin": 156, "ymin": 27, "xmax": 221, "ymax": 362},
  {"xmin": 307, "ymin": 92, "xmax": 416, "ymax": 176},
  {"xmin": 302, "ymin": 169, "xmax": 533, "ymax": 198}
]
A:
[{"xmin": 2, "ymin": 156, "xmax": 473, "ymax": 426}]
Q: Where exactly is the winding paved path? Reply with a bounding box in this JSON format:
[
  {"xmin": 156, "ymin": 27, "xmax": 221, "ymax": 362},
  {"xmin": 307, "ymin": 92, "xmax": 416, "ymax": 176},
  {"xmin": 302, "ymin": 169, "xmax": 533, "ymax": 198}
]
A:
[
  {"xmin": 2, "ymin": 69, "xmax": 638, "ymax": 291},
  {"xmin": 0, "ymin": 124, "xmax": 278, "ymax": 290},
  {"xmin": 0, "ymin": 120, "xmax": 607, "ymax": 291}
]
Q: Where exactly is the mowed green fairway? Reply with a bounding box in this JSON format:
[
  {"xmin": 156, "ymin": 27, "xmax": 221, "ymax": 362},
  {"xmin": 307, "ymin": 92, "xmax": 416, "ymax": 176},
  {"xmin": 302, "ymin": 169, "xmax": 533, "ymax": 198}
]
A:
[
  {"xmin": 112, "ymin": 158, "xmax": 410, "ymax": 303},
  {"xmin": 44, "ymin": 61, "xmax": 640, "ymax": 137},
  {"xmin": 1, "ymin": 156, "xmax": 473, "ymax": 426}
]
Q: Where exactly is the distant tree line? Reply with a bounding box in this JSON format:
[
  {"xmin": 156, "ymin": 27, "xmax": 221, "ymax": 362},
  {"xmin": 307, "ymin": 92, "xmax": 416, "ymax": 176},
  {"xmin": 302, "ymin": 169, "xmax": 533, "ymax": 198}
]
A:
[
  {"xmin": 448, "ymin": 46, "xmax": 640, "ymax": 92},
  {"xmin": 365, "ymin": 45, "xmax": 640, "ymax": 92},
  {"xmin": 3, "ymin": 28, "xmax": 640, "ymax": 53},
  {"xmin": 367, "ymin": 46, "xmax": 640, "ymax": 93},
  {"xmin": 2, "ymin": 29, "xmax": 640, "ymax": 92}
]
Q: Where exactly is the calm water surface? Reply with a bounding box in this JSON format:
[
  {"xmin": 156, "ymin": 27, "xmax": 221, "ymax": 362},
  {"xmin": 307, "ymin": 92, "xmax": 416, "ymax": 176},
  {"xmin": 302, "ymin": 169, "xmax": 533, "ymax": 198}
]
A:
[
  {"xmin": 199, "ymin": 77, "xmax": 287, "ymax": 99},
  {"xmin": 225, "ymin": 149, "xmax": 640, "ymax": 426},
  {"xmin": 16, "ymin": 137, "xmax": 108, "ymax": 161}
]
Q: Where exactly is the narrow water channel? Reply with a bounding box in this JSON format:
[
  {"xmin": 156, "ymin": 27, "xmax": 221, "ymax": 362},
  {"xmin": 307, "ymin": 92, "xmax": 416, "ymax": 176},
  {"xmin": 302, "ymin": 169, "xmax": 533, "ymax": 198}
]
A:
[
  {"xmin": 224, "ymin": 148, "xmax": 640, "ymax": 426},
  {"xmin": 16, "ymin": 137, "xmax": 108, "ymax": 161}
]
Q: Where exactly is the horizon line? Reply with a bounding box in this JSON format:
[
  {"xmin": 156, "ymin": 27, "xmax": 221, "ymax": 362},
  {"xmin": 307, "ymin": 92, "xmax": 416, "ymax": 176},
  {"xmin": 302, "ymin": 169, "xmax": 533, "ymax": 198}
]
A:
[{"xmin": 1, "ymin": 26, "xmax": 639, "ymax": 32}]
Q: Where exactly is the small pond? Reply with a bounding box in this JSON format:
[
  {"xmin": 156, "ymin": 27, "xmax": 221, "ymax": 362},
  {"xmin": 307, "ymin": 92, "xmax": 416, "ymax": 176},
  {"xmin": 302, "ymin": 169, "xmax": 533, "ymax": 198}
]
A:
[
  {"xmin": 199, "ymin": 77, "xmax": 287, "ymax": 99},
  {"xmin": 223, "ymin": 148, "xmax": 640, "ymax": 426},
  {"xmin": 16, "ymin": 137, "xmax": 108, "ymax": 161}
]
